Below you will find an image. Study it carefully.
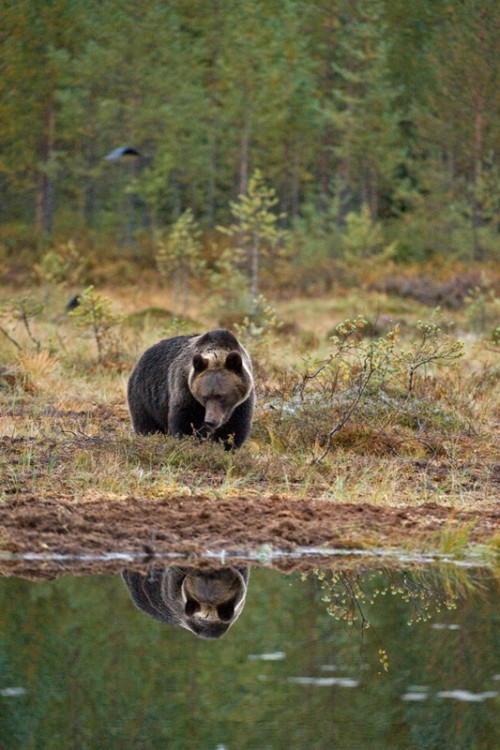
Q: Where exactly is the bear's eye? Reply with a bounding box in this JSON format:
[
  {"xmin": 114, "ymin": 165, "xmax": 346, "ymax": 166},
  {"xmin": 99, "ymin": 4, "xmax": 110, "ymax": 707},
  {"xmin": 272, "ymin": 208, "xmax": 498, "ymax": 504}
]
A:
[
  {"xmin": 217, "ymin": 600, "xmax": 236, "ymax": 622},
  {"xmin": 185, "ymin": 598, "xmax": 200, "ymax": 617}
]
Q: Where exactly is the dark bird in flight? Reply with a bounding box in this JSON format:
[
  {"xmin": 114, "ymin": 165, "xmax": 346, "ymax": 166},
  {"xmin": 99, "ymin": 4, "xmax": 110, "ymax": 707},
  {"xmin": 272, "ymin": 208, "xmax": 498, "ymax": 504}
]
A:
[{"xmin": 104, "ymin": 146, "xmax": 142, "ymax": 160}]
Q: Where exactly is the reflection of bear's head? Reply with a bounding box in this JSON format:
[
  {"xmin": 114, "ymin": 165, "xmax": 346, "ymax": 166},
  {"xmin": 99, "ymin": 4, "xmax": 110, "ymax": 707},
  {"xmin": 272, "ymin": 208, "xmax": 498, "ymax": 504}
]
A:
[
  {"xmin": 122, "ymin": 566, "xmax": 250, "ymax": 639},
  {"xmin": 188, "ymin": 347, "xmax": 253, "ymax": 433}
]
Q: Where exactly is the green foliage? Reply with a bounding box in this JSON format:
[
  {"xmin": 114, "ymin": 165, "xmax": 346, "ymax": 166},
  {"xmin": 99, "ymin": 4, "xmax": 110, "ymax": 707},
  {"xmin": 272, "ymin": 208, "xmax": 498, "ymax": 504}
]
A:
[
  {"xmin": 0, "ymin": 0, "xmax": 498, "ymax": 272},
  {"xmin": 218, "ymin": 169, "xmax": 288, "ymax": 310},
  {"xmin": 156, "ymin": 209, "xmax": 205, "ymax": 316},
  {"xmin": 206, "ymin": 243, "xmax": 251, "ymax": 321},
  {"xmin": 68, "ymin": 285, "xmax": 123, "ymax": 364},
  {"xmin": 35, "ymin": 240, "xmax": 88, "ymax": 287},
  {"xmin": 233, "ymin": 295, "xmax": 283, "ymax": 369},
  {"xmin": 265, "ymin": 314, "xmax": 465, "ymax": 461},
  {"xmin": 326, "ymin": 1, "xmax": 404, "ymax": 221},
  {"xmin": 289, "ymin": 199, "xmax": 343, "ymax": 293},
  {"xmin": 341, "ymin": 205, "xmax": 384, "ymax": 260},
  {"xmin": 399, "ymin": 318, "xmax": 465, "ymax": 395}
]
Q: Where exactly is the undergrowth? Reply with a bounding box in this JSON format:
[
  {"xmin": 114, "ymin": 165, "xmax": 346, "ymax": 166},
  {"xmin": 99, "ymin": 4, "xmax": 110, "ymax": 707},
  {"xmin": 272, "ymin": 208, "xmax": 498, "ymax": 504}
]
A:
[{"xmin": 0, "ymin": 282, "xmax": 498, "ymax": 511}]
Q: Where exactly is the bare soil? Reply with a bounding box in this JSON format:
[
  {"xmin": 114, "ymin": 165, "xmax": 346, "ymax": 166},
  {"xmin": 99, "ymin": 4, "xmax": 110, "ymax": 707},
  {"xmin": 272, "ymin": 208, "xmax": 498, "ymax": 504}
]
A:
[{"xmin": 1, "ymin": 494, "xmax": 498, "ymax": 580}]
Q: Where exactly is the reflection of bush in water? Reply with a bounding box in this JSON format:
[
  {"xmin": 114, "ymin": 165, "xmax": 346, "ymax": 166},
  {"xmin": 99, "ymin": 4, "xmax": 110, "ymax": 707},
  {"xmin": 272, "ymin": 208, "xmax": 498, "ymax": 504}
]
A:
[
  {"xmin": 303, "ymin": 567, "xmax": 477, "ymax": 629},
  {"xmin": 301, "ymin": 566, "xmax": 477, "ymax": 672}
]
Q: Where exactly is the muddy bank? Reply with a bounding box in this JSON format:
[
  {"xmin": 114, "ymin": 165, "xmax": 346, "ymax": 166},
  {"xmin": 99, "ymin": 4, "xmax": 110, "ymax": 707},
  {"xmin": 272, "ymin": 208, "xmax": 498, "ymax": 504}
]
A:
[{"xmin": 1, "ymin": 494, "xmax": 498, "ymax": 580}]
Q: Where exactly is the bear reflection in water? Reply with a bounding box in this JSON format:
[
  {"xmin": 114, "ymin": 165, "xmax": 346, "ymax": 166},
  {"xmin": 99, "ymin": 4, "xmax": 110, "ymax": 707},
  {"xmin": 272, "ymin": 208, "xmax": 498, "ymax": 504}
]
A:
[{"xmin": 122, "ymin": 566, "xmax": 250, "ymax": 639}]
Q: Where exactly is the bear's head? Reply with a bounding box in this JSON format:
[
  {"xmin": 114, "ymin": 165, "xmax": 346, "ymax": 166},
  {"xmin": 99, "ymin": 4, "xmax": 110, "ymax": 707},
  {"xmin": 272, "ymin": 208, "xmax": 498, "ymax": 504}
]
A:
[
  {"xmin": 122, "ymin": 565, "xmax": 250, "ymax": 639},
  {"xmin": 179, "ymin": 566, "xmax": 248, "ymax": 638},
  {"xmin": 189, "ymin": 349, "xmax": 252, "ymax": 432}
]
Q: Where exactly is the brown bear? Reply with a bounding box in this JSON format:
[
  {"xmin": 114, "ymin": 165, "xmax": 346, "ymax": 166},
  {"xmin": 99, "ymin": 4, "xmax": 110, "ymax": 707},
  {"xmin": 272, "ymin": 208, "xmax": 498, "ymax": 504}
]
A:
[
  {"xmin": 127, "ymin": 328, "xmax": 254, "ymax": 449},
  {"xmin": 122, "ymin": 565, "xmax": 250, "ymax": 639}
]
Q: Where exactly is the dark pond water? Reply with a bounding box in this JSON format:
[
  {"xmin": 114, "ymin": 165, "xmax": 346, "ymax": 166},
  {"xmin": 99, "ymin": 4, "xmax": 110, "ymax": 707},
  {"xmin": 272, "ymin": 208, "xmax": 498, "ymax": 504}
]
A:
[{"xmin": 0, "ymin": 563, "xmax": 498, "ymax": 750}]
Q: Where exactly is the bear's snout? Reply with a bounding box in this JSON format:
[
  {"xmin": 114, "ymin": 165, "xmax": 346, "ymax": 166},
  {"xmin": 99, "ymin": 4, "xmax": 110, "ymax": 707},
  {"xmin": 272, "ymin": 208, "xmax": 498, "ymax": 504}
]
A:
[{"xmin": 204, "ymin": 400, "xmax": 228, "ymax": 431}]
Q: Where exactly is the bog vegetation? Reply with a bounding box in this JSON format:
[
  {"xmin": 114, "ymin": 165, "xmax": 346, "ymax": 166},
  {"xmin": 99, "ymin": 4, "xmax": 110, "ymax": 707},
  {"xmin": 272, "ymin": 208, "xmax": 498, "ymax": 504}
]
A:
[
  {"xmin": 0, "ymin": 0, "xmax": 498, "ymax": 545},
  {"xmin": 0, "ymin": 242, "xmax": 498, "ymax": 521}
]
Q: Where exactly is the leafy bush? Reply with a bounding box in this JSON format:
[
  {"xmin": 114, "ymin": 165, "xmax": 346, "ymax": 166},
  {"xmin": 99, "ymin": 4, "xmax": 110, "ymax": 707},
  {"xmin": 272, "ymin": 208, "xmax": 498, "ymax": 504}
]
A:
[
  {"xmin": 218, "ymin": 170, "xmax": 288, "ymax": 312},
  {"xmin": 260, "ymin": 316, "xmax": 465, "ymax": 461}
]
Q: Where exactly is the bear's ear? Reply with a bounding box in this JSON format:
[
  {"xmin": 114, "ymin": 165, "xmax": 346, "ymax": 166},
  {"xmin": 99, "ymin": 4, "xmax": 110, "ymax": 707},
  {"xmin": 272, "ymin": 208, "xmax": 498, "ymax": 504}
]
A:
[
  {"xmin": 192, "ymin": 354, "xmax": 208, "ymax": 372},
  {"xmin": 225, "ymin": 351, "xmax": 243, "ymax": 373}
]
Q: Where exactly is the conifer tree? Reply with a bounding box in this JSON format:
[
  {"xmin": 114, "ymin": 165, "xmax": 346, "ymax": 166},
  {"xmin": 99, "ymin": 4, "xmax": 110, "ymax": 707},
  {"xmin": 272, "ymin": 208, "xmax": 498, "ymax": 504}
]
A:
[
  {"xmin": 218, "ymin": 170, "xmax": 287, "ymax": 312},
  {"xmin": 327, "ymin": 0, "xmax": 403, "ymax": 222}
]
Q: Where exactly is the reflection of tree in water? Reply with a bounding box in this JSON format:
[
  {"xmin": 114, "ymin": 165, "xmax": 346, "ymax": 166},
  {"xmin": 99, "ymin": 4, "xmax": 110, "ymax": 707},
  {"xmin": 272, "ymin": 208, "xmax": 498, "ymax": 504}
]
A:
[{"xmin": 304, "ymin": 565, "xmax": 479, "ymax": 628}]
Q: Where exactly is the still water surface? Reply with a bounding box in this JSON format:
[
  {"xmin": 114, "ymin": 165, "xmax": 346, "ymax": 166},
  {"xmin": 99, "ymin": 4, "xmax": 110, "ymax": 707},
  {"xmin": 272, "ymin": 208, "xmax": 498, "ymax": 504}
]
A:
[{"xmin": 0, "ymin": 563, "xmax": 498, "ymax": 749}]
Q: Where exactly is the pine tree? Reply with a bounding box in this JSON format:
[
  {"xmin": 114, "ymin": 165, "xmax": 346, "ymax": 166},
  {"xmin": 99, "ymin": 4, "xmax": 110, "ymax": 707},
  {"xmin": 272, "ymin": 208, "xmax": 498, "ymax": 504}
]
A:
[{"xmin": 218, "ymin": 170, "xmax": 287, "ymax": 312}]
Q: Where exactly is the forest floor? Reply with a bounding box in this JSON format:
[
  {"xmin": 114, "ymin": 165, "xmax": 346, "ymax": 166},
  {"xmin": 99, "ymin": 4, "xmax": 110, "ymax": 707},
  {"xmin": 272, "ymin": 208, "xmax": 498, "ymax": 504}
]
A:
[{"xmin": 1, "ymin": 274, "xmax": 499, "ymax": 579}]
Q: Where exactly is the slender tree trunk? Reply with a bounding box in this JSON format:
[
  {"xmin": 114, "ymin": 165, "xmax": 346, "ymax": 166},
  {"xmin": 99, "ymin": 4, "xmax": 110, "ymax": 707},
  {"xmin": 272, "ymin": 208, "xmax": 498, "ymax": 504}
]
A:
[
  {"xmin": 45, "ymin": 102, "xmax": 56, "ymax": 234},
  {"xmin": 291, "ymin": 142, "xmax": 301, "ymax": 218},
  {"xmin": 318, "ymin": 128, "xmax": 332, "ymax": 208},
  {"xmin": 369, "ymin": 168, "xmax": 378, "ymax": 225},
  {"xmin": 250, "ymin": 235, "xmax": 259, "ymax": 313},
  {"xmin": 472, "ymin": 96, "xmax": 485, "ymax": 261},
  {"xmin": 471, "ymin": 11, "xmax": 488, "ymax": 261},
  {"xmin": 239, "ymin": 86, "xmax": 250, "ymax": 195},
  {"xmin": 207, "ymin": 2, "xmax": 221, "ymax": 227},
  {"xmin": 208, "ymin": 129, "xmax": 217, "ymax": 227},
  {"xmin": 35, "ymin": 99, "xmax": 56, "ymax": 234},
  {"xmin": 282, "ymin": 137, "xmax": 301, "ymax": 219},
  {"xmin": 35, "ymin": 172, "xmax": 46, "ymax": 234},
  {"xmin": 318, "ymin": 6, "xmax": 337, "ymax": 209}
]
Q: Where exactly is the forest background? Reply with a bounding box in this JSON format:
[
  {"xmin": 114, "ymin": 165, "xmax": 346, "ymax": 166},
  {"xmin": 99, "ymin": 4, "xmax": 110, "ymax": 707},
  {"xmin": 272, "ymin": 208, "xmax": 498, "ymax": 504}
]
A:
[{"xmin": 0, "ymin": 0, "xmax": 498, "ymax": 285}]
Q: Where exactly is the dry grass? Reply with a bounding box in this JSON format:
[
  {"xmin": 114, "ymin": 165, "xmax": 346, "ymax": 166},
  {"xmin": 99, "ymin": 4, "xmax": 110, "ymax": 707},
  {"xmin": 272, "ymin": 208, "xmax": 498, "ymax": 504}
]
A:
[{"xmin": 0, "ymin": 280, "xmax": 498, "ymax": 517}]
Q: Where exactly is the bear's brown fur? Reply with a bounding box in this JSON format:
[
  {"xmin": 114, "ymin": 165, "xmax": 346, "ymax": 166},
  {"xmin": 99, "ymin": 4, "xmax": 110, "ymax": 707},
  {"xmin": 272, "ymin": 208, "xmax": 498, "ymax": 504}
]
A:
[
  {"xmin": 122, "ymin": 566, "xmax": 250, "ymax": 639},
  {"xmin": 127, "ymin": 329, "xmax": 254, "ymax": 449}
]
